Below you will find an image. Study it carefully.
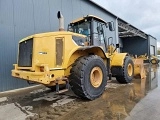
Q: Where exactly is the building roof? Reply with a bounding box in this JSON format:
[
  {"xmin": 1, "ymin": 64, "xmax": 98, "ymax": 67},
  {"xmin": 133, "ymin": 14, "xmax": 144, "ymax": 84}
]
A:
[{"xmin": 89, "ymin": 0, "xmax": 155, "ymax": 39}]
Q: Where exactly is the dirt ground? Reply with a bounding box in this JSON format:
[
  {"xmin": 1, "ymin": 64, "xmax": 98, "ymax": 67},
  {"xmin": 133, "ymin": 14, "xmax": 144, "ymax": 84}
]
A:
[
  {"xmin": 0, "ymin": 79, "xmax": 145, "ymax": 120},
  {"xmin": 0, "ymin": 64, "xmax": 158, "ymax": 120}
]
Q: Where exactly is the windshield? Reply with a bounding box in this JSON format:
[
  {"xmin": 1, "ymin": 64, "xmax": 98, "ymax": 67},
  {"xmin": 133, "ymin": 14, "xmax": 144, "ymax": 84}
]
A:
[
  {"xmin": 68, "ymin": 19, "xmax": 107, "ymax": 49},
  {"xmin": 68, "ymin": 21, "xmax": 91, "ymax": 36}
]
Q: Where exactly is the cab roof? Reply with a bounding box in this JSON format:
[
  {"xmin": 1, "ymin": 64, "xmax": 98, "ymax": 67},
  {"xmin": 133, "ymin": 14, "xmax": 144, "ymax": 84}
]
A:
[{"xmin": 70, "ymin": 15, "xmax": 107, "ymax": 24}]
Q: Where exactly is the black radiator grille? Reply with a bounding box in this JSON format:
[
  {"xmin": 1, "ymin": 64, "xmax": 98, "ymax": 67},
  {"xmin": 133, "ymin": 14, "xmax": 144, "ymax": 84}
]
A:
[{"xmin": 18, "ymin": 38, "xmax": 33, "ymax": 67}]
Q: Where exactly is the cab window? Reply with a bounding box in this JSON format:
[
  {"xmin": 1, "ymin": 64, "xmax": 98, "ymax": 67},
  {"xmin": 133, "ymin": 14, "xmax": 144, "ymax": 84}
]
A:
[
  {"xmin": 92, "ymin": 20, "xmax": 105, "ymax": 44},
  {"xmin": 69, "ymin": 21, "xmax": 91, "ymax": 36}
]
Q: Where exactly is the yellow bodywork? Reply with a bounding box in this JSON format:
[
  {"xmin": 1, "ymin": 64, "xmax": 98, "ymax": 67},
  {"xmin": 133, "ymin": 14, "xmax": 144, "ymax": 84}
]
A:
[
  {"xmin": 106, "ymin": 44, "xmax": 127, "ymax": 67},
  {"xmin": 137, "ymin": 54, "xmax": 159, "ymax": 64},
  {"xmin": 110, "ymin": 53, "xmax": 127, "ymax": 67},
  {"xmin": 137, "ymin": 53, "xmax": 148, "ymax": 60},
  {"xmin": 106, "ymin": 45, "xmax": 145, "ymax": 79},
  {"xmin": 133, "ymin": 58, "xmax": 146, "ymax": 79},
  {"xmin": 12, "ymin": 31, "xmax": 107, "ymax": 86},
  {"xmin": 12, "ymin": 30, "xmax": 145, "ymax": 87},
  {"xmin": 150, "ymin": 55, "xmax": 159, "ymax": 64}
]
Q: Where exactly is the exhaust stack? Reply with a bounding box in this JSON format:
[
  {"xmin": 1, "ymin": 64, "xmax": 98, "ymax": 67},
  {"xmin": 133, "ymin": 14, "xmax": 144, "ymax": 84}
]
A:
[{"xmin": 57, "ymin": 11, "xmax": 64, "ymax": 31}]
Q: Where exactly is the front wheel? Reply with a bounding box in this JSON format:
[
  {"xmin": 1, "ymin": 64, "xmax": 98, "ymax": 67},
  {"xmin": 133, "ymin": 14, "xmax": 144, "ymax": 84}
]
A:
[
  {"xmin": 69, "ymin": 55, "xmax": 107, "ymax": 100},
  {"xmin": 150, "ymin": 59, "xmax": 159, "ymax": 64},
  {"xmin": 116, "ymin": 57, "xmax": 134, "ymax": 83}
]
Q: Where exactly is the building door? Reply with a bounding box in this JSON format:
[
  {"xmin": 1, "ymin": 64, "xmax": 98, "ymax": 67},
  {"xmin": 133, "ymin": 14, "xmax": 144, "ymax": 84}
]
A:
[{"xmin": 150, "ymin": 45, "xmax": 155, "ymax": 56}]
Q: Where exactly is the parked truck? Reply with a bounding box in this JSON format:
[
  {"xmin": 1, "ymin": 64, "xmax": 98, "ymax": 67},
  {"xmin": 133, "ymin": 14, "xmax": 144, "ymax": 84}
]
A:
[{"xmin": 12, "ymin": 12, "xmax": 135, "ymax": 100}]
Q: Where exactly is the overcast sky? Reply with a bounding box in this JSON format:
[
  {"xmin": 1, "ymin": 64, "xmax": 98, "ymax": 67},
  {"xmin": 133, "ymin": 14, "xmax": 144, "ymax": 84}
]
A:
[{"xmin": 92, "ymin": 0, "xmax": 160, "ymax": 46}]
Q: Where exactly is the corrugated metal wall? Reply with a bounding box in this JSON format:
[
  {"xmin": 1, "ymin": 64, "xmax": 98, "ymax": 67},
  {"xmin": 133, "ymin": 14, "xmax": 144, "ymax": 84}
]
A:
[
  {"xmin": 121, "ymin": 37, "xmax": 149, "ymax": 56},
  {"xmin": 0, "ymin": 0, "xmax": 116, "ymax": 92},
  {"xmin": 148, "ymin": 35, "xmax": 157, "ymax": 56}
]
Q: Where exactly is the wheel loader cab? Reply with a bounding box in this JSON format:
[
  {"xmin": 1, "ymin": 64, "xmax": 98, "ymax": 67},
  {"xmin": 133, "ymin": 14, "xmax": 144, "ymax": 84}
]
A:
[{"xmin": 68, "ymin": 15, "xmax": 113, "ymax": 52}]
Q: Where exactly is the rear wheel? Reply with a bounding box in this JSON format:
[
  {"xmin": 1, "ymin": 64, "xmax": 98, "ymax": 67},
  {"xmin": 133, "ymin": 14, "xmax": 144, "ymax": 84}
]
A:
[
  {"xmin": 69, "ymin": 55, "xmax": 107, "ymax": 100},
  {"xmin": 150, "ymin": 59, "xmax": 159, "ymax": 64},
  {"xmin": 116, "ymin": 57, "xmax": 134, "ymax": 83}
]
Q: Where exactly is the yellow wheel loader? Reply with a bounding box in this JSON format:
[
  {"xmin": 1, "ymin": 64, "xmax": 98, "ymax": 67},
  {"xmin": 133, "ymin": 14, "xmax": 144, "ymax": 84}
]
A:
[
  {"xmin": 137, "ymin": 54, "xmax": 159, "ymax": 64},
  {"xmin": 12, "ymin": 11, "xmax": 134, "ymax": 100},
  {"xmin": 150, "ymin": 55, "xmax": 159, "ymax": 64}
]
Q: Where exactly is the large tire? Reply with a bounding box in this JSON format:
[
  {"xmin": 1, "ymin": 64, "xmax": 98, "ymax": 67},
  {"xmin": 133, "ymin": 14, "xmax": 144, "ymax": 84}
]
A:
[
  {"xmin": 150, "ymin": 59, "xmax": 159, "ymax": 64},
  {"xmin": 69, "ymin": 55, "xmax": 107, "ymax": 100},
  {"xmin": 116, "ymin": 57, "xmax": 134, "ymax": 83}
]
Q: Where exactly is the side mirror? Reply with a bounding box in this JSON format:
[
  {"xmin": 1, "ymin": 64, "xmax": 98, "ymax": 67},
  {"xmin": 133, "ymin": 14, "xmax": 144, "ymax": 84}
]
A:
[{"xmin": 108, "ymin": 21, "xmax": 115, "ymax": 31}]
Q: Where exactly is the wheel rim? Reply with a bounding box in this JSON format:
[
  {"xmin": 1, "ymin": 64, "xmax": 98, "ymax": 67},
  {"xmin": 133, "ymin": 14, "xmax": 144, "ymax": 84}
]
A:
[
  {"xmin": 127, "ymin": 63, "xmax": 133, "ymax": 76},
  {"xmin": 90, "ymin": 67, "xmax": 103, "ymax": 88},
  {"xmin": 152, "ymin": 59, "xmax": 156, "ymax": 64}
]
